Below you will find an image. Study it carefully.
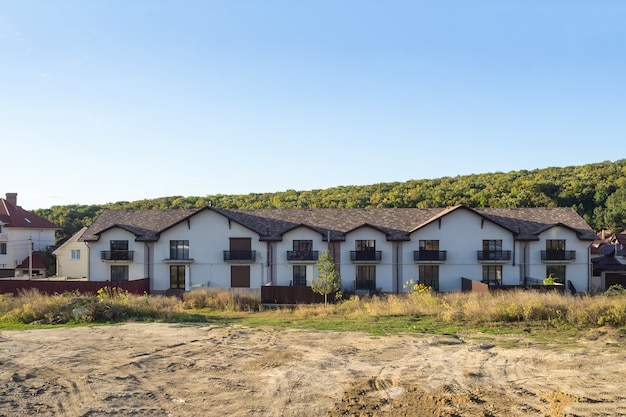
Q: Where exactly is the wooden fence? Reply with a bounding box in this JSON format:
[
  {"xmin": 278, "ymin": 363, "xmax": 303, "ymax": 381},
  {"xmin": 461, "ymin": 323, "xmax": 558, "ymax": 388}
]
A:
[
  {"xmin": 0, "ymin": 278, "xmax": 151, "ymax": 296},
  {"xmin": 261, "ymin": 286, "xmax": 334, "ymax": 304}
]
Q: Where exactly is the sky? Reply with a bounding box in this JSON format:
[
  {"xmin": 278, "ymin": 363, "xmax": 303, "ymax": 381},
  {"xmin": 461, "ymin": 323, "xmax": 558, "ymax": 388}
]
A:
[{"xmin": 1, "ymin": 1, "xmax": 625, "ymax": 210}]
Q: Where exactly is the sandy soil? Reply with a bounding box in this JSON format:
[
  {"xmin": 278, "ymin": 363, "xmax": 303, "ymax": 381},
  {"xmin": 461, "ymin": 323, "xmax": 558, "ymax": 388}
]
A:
[{"xmin": 1, "ymin": 323, "xmax": 625, "ymax": 417}]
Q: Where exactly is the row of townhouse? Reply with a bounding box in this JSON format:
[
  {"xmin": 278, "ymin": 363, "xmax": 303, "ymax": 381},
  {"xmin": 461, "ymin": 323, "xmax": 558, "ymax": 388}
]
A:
[
  {"xmin": 0, "ymin": 193, "xmax": 59, "ymax": 277},
  {"xmin": 74, "ymin": 204, "xmax": 598, "ymax": 294}
]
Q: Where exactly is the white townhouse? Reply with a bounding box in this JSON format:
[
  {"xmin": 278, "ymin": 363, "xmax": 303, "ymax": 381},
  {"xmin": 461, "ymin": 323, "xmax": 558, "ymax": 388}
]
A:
[
  {"xmin": 0, "ymin": 193, "xmax": 59, "ymax": 278},
  {"xmin": 80, "ymin": 205, "xmax": 597, "ymax": 294}
]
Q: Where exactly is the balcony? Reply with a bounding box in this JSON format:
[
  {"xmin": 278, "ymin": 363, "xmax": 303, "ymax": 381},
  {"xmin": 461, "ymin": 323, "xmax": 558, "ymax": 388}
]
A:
[
  {"xmin": 541, "ymin": 250, "xmax": 576, "ymax": 262},
  {"xmin": 223, "ymin": 250, "xmax": 257, "ymax": 262},
  {"xmin": 287, "ymin": 250, "xmax": 319, "ymax": 262},
  {"xmin": 101, "ymin": 251, "xmax": 134, "ymax": 261},
  {"xmin": 477, "ymin": 250, "xmax": 511, "ymax": 263},
  {"xmin": 350, "ymin": 250, "xmax": 382, "ymax": 263},
  {"xmin": 413, "ymin": 250, "xmax": 447, "ymax": 263}
]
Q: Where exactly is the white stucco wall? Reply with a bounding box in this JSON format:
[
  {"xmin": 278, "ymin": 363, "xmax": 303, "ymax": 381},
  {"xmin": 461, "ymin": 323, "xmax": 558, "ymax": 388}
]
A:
[
  {"xmin": 152, "ymin": 209, "xmax": 266, "ymax": 291},
  {"xmin": 273, "ymin": 227, "xmax": 327, "ymax": 287},
  {"xmin": 87, "ymin": 228, "xmax": 148, "ymax": 282},
  {"xmin": 406, "ymin": 209, "xmax": 517, "ymax": 292},
  {"xmin": 525, "ymin": 226, "xmax": 591, "ymax": 292},
  {"xmin": 341, "ymin": 227, "xmax": 394, "ymax": 292},
  {"xmin": 0, "ymin": 227, "xmax": 56, "ymax": 270}
]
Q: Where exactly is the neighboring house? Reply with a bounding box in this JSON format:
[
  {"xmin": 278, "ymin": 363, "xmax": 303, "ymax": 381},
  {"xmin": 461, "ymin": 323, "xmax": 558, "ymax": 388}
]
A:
[
  {"xmin": 53, "ymin": 227, "xmax": 89, "ymax": 279},
  {"xmin": 15, "ymin": 251, "xmax": 50, "ymax": 277},
  {"xmin": 0, "ymin": 193, "xmax": 59, "ymax": 278},
  {"xmin": 80, "ymin": 205, "xmax": 596, "ymax": 294},
  {"xmin": 591, "ymin": 230, "xmax": 626, "ymax": 291}
]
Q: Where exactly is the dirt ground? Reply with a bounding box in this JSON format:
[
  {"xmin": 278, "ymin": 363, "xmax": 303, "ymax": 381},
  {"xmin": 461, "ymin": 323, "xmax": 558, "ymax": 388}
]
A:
[{"xmin": 0, "ymin": 323, "xmax": 625, "ymax": 417}]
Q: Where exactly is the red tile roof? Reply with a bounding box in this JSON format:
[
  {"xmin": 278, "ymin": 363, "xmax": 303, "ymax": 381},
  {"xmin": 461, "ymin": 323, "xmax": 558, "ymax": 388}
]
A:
[
  {"xmin": 16, "ymin": 251, "xmax": 50, "ymax": 270},
  {"xmin": 0, "ymin": 198, "xmax": 59, "ymax": 229}
]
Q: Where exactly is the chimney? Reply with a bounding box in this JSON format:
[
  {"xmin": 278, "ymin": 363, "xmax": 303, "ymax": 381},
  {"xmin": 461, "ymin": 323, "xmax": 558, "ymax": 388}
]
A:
[{"xmin": 5, "ymin": 193, "xmax": 17, "ymax": 207}]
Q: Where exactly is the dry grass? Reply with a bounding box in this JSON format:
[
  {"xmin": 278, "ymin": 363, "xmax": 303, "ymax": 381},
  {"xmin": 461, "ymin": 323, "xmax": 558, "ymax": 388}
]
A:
[{"xmin": 1, "ymin": 287, "xmax": 625, "ymax": 329}]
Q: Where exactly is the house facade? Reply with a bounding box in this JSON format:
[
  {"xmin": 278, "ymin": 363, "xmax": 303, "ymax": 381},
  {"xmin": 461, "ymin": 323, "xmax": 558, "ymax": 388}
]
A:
[
  {"xmin": 0, "ymin": 193, "xmax": 59, "ymax": 278},
  {"xmin": 80, "ymin": 205, "xmax": 596, "ymax": 294},
  {"xmin": 53, "ymin": 227, "xmax": 89, "ymax": 279},
  {"xmin": 591, "ymin": 230, "xmax": 626, "ymax": 291}
]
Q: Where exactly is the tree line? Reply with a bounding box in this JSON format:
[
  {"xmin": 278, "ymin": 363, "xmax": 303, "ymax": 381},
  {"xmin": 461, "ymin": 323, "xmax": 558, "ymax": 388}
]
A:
[{"xmin": 35, "ymin": 159, "xmax": 626, "ymax": 246}]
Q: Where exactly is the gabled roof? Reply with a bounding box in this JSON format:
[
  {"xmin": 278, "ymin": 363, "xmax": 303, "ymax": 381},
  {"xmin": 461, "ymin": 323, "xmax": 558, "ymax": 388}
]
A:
[
  {"xmin": 16, "ymin": 251, "xmax": 50, "ymax": 270},
  {"xmin": 53, "ymin": 227, "xmax": 88, "ymax": 255},
  {"xmin": 0, "ymin": 198, "xmax": 58, "ymax": 229},
  {"xmin": 80, "ymin": 205, "xmax": 597, "ymax": 243},
  {"xmin": 81, "ymin": 209, "xmax": 200, "ymax": 242},
  {"xmin": 475, "ymin": 207, "xmax": 597, "ymax": 241}
]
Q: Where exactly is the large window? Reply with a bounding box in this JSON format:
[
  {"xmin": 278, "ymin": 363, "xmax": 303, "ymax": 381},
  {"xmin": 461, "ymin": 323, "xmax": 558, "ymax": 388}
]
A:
[
  {"xmin": 356, "ymin": 240, "xmax": 376, "ymax": 251},
  {"xmin": 170, "ymin": 265, "xmax": 186, "ymax": 289},
  {"xmin": 546, "ymin": 265, "xmax": 566, "ymax": 284},
  {"xmin": 419, "ymin": 265, "xmax": 439, "ymax": 291},
  {"xmin": 483, "ymin": 239, "xmax": 502, "ymax": 253},
  {"xmin": 292, "ymin": 265, "xmax": 307, "ymax": 286},
  {"xmin": 111, "ymin": 265, "xmax": 129, "ymax": 281},
  {"xmin": 293, "ymin": 240, "xmax": 312, "ymax": 251},
  {"xmin": 170, "ymin": 240, "xmax": 189, "ymax": 260},
  {"xmin": 110, "ymin": 240, "xmax": 128, "ymax": 251},
  {"xmin": 482, "ymin": 265, "xmax": 502, "ymax": 285},
  {"xmin": 419, "ymin": 240, "xmax": 439, "ymax": 251},
  {"xmin": 356, "ymin": 265, "xmax": 376, "ymax": 291},
  {"xmin": 546, "ymin": 239, "xmax": 566, "ymax": 251}
]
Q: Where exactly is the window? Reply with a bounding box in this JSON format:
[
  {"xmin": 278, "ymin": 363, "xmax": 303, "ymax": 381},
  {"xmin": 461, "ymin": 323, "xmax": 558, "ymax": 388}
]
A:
[
  {"xmin": 482, "ymin": 265, "xmax": 502, "ymax": 285},
  {"xmin": 483, "ymin": 239, "xmax": 502, "ymax": 253},
  {"xmin": 110, "ymin": 240, "xmax": 128, "ymax": 251},
  {"xmin": 170, "ymin": 265, "xmax": 186, "ymax": 289},
  {"xmin": 70, "ymin": 249, "xmax": 80, "ymax": 260},
  {"xmin": 419, "ymin": 240, "xmax": 439, "ymax": 251},
  {"xmin": 293, "ymin": 240, "xmax": 312, "ymax": 251},
  {"xmin": 293, "ymin": 265, "xmax": 307, "ymax": 286},
  {"xmin": 0, "ymin": 243, "xmax": 6, "ymax": 255},
  {"xmin": 356, "ymin": 240, "xmax": 376, "ymax": 251},
  {"xmin": 546, "ymin": 265, "xmax": 566, "ymax": 284},
  {"xmin": 111, "ymin": 265, "xmax": 129, "ymax": 281},
  {"xmin": 170, "ymin": 240, "xmax": 189, "ymax": 260},
  {"xmin": 546, "ymin": 240, "xmax": 565, "ymax": 251},
  {"xmin": 356, "ymin": 265, "xmax": 376, "ymax": 291},
  {"xmin": 419, "ymin": 265, "xmax": 439, "ymax": 291}
]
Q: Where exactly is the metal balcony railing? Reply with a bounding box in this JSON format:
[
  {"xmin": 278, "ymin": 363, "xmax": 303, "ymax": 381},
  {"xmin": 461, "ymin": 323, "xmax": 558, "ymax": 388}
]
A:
[
  {"xmin": 223, "ymin": 250, "xmax": 257, "ymax": 262},
  {"xmin": 413, "ymin": 250, "xmax": 447, "ymax": 262},
  {"xmin": 287, "ymin": 250, "xmax": 319, "ymax": 261},
  {"xmin": 350, "ymin": 250, "xmax": 382, "ymax": 262},
  {"xmin": 541, "ymin": 250, "xmax": 576, "ymax": 261},
  {"xmin": 101, "ymin": 251, "xmax": 134, "ymax": 261},
  {"xmin": 477, "ymin": 250, "xmax": 511, "ymax": 261}
]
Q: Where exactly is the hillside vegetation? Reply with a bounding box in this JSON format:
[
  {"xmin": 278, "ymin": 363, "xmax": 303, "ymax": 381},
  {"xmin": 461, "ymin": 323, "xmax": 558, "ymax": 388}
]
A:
[{"xmin": 36, "ymin": 159, "xmax": 626, "ymax": 246}]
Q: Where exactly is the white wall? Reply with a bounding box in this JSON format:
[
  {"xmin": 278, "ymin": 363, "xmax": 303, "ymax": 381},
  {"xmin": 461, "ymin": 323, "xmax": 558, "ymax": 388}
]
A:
[
  {"xmin": 341, "ymin": 227, "xmax": 394, "ymax": 292},
  {"xmin": 152, "ymin": 209, "xmax": 266, "ymax": 292},
  {"xmin": 526, "ymin": 226, "xmax": 591, "ymax": 292},
  {"xmin": 273, "ymin": 227, "xmax": 326, "ymax": 286},
  {"xmin": 0, "ymin": 227, "xmax": 56, "ymax": 270},
  {"xmin": 87, "ymin": 228, "xmax": 148, "ymax": 282},
  {"xmin": 54, "ymin": 231, "xmax": 88, "ymax": 278},
  {"xmin": 406, "ymin": 209, "xmax": 517, "ymax": 292}
]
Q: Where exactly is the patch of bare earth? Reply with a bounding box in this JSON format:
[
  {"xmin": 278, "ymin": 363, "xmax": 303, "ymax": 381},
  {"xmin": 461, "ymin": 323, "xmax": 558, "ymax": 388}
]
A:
[{"xmin": 0, "ymin": 324, "xmax": 625, "ymax": 416}]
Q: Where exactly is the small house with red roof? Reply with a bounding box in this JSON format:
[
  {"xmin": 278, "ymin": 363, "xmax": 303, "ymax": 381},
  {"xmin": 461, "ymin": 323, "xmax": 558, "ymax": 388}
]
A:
[{"xmin": 0, "ymin": 193, "xmax": 59, "ymax": 278}]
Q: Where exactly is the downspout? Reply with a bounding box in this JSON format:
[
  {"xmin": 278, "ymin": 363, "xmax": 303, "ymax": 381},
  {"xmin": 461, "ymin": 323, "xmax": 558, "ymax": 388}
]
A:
[
  {"xmin": 86, "ymin": 242, "xmax": 90, "ymax": 281},
  {"xmin": 144, "ymin": 242, "xmax": 151, "ymax": 292}
]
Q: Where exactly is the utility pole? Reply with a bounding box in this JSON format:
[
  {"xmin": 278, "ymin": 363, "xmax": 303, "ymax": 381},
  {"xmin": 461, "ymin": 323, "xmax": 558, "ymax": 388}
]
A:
[{"xmin": 28, "ymin": 236, "xmax": 32, "ymax": 279}]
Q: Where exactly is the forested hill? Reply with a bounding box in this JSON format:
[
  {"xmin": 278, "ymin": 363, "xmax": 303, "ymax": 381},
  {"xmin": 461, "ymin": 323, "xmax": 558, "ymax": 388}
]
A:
[{"xmin": 36, "ymin": 159, "xmax": 626, "ymax": 245}]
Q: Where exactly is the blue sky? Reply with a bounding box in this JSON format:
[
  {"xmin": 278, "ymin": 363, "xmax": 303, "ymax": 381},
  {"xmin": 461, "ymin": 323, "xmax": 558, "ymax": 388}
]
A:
[{"xmin": 2, "ymin": 1, "xmax": 625, "ymax": 210}]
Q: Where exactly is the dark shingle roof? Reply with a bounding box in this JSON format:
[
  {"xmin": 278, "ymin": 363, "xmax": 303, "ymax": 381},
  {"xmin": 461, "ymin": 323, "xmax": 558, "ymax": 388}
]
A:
[
  {"xmin": 81, "ymin": 209, "xmax": 200, "ymax": 242},
  {"xmin": 82, "ymin": 205, "xmax": 597, "ymax": 242}
]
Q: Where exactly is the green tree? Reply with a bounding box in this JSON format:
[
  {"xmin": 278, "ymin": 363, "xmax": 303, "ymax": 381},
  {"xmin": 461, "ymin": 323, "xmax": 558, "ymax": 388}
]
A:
[{"xmin": 312, "ymin": 251, "xmax": 341, "ymax": 305}]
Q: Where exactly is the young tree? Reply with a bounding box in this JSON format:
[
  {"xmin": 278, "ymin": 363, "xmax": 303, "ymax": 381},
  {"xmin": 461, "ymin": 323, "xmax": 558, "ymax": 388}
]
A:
[{"xmin": 312, "ymin": 250, "xmax": 341, "ymax": 305}]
